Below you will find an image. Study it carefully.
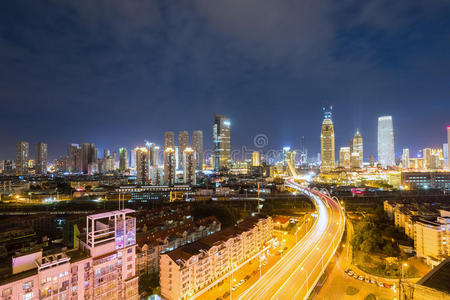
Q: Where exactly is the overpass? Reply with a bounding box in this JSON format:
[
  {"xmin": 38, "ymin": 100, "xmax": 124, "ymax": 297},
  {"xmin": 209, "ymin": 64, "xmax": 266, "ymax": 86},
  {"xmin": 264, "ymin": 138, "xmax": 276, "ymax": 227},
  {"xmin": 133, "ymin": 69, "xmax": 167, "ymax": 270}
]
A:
[{"xmin": 236, "ymin": 178, "xmax": 346, "ymax": 300}]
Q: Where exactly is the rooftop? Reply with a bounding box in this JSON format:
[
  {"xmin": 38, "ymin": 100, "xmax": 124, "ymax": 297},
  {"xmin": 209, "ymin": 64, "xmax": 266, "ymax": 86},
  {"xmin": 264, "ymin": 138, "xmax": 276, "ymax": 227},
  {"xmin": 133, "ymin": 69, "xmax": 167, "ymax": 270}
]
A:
[{"xmin": 417, "ymin": 258, "xmax": 450, "ymax": 294}]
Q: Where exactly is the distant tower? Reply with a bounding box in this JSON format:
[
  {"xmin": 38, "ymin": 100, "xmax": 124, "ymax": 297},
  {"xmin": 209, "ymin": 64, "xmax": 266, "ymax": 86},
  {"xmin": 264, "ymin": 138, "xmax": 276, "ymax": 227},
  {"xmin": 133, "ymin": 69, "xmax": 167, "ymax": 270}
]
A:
[
  {"xmin": 81, "ymin": 143, "xmax": 96, "ymax": 174},
  {"xmin": 183, "ymin": 148, "xmax": 196, "ymax": 185},
  {"xmin": 350, "ymin": 130, "xmax": 363, "ymax": 168},
  {"xmin": 377, "ymin": 116, "xmax": 395, "ymax": 168},
  {"xmin": 447, "ymin": 126, "xmax": 450, "ymax": 169},
  {"xmin": 67, "ymin": 144, "xmax": 81, "ymax": 172},
  {"xmin": 320, "ymin": 107, "xmax": 335, "ymax": 171},
  {"xmin": 339, "ymin": 147, "xmax": 351, "ymax": 169},
  {"xmin": 192, "ymin": 130, "xmax": 204, "ymax": 170},
  {"xmin": 213, "ymin": 114, "xmax": 231, "ymax": 172},
  {"xmin": 35, "ymin": 142, "xmax": 48, "ymax": 175},
  {"xmin": 402, "ymin": 149, "xmax": 410, "ymax": 169},
  {"xmin": 135, "ymin": 147, "xmax": 149, "ymax": 185},
  {"xmin": 164, "ymin": 147, "xmax": 176, "ymax": 186},
  {"xmin": 119, "ymin": 147, "xmax": 128, "ymax": 171},
  {"xmin": 177, "ymin": 131, "xmax": 189, "ymax": 169},
  {"xmin": 164, "ymin": 131, "xmax": 175, "ymax": 149},
  {"xmin": 300, "ymin": 136, "xmax": 308, "ymax": 165},
  {"xmin": 252, "ymin": 151, "xmax": 260, "ymax": 166},
  {"xmin": 16, "ymin": 141, "xmax": 29, "ymax": 175}
]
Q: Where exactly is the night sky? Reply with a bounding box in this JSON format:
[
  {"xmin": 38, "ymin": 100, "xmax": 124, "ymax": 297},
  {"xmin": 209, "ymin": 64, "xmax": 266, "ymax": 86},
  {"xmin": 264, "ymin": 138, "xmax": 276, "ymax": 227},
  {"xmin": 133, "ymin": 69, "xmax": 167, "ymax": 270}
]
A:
[{"xmin": 1, "ymin": 1, "xmax": 450, "ymax": 161}]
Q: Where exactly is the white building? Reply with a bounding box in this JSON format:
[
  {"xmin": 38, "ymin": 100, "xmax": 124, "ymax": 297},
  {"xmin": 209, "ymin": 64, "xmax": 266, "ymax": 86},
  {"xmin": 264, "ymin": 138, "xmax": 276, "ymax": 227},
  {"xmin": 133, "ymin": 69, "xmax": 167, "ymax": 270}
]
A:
[{"xmin": 377, "ymin": 116, "xmax": 395, "ymax": 168}]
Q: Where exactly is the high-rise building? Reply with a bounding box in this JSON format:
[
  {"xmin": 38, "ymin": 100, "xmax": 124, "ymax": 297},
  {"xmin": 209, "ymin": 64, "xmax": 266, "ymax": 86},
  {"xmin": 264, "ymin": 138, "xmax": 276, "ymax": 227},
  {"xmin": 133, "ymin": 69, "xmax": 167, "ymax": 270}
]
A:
[
  {"xmin": 252, "ymin": 151, "xmax": 260, "ymax": 166},
  {"xmin": 177, "ymin": 131, "xmax": 189, "ymax": 169},
  {"xmin": 423, "ymin": 148, "xmax": 432, "ymax": 169},
  {"xmin": 119, "ymin": 147, "xmax": 128, "ymax": 171},
  {"xmin": 164, "ymin": 147, "xmax": 176, "ymax": 186},
  {"xmin": 444, "ymin": 143, "xmax": 448, "ymax": 169},
  {"xmin": 401, "ymin": 149, "xmax": 410, "ymax": 169},
  {"xmin": 103, "ymin": 149, "xmax": 110, "ymax": 159},
  {"xmin": 192, "ymin": 130, "xmax": 203, "ymax": 170},
  {"xmin": 136, "ymin": 147, "xmax": 149, "ymax": 185},
  {"xmin": 447, "ymin": 125, "xmax": 450, "ymax": 169},
  {"xmin": 164, "ymin": 131, "xmax": 175, "ymax": 149},
  {"xmin": 339, "ymin": 147, "xmax": 351, "ymax": 169},
  {"xmin": 377, "ymin": 116, "xmax": 395, "ymax": 168},
  {"xmin": 300, "ymin": 136, "xmax": 308, "ymax": 165},
  {"xmin": 146, "ymin": 142, "xmax": 159, "ymax": 167},
  {"xmin": 16, "ymin": 141, "xmax": 29, "ymax": 175},
  {"xmin": 350, "ymin": 130, "xmax": 363, "ymax": 168},
  {"xmin": 67, "ymin": 144, "xmax": 81, "ymax": 172},
  {"xmin": 320, "ymin": 108, "xmax": 335, "ymax": 171},
  {"xmin": 35, "ymin": 142, "xmax": 48, "ymax": 175},
  {"xmin": 213, "ymin": 114, "xmax": 231, "ymax": 172},
  {"xmin": 81, "ymin": 143, "xmax": 97, "ymax": 174},
  {"xmin": 183, "ymin": 148, "xmax": 196, "ymax": 185}
]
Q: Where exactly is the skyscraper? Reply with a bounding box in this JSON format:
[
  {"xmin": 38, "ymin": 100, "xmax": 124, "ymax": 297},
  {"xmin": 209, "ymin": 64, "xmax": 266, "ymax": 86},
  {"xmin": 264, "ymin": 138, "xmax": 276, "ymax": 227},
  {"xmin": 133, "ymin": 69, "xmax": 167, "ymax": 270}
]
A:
[
  {"xmin": 164, "ymin": 131, "xmax": 175, "ymax": 149},
  {"xmin": 339, "ymin": 147, "xmax": 351, "ymax": 169},
  {"xmin": 192, "ymin": 130, "xmax": 203, "ymax": 170},
  {"xmin": 423, "ymin": 148, "xmax": 432, "ymax": 169},
  {"xmin": 16, "ymin": 141, "xmax": 29, "ymax": 175},
  {"xmin": 402, "ymin": 149, "xmax": 410, "ymax": 169},
  {"xmin": 350, "ymin": 130, "xmax": 363, "ymax": 168},
  {"xmin": 67, "ymin": 144, "xmax": 81, "ymax": 172},
  {"xmin": 136, "ymin": 147, "xmax": 149, "ymax": 185},
  {"xmin": 377, "ymin": 116, "xmax": 395, "ymax": 168},
  {"xmin": 35, "ymin": 142, "xmax": 48, "ymax": 175},
  {"xmin": 320, "ymin": 108, "xmax": 335, "ymax": 171},
  {"xmin": 81, "ymin": 143, "xmax": 97, "ymax": 174},
  {"xmin": 164, "ymin": 147, "xmax": 176, "ymax": 186},
  {"xmin": 119, "ymin": 147, "xmax": 128, "ymax": 171},
  {"xmin": 183, "ymin": 148, "xmax": 196, "ymax": 185},
  {"xmin": 177, "ymin": 131, "xmax": 189, "ymax": 169},
  {"xmin": 213, "ymin": 114, "xmax": 231, "ymax": 172},
  {"xmin": 252, "ymin": 151, "xmax": 260, "ymax": 166}
]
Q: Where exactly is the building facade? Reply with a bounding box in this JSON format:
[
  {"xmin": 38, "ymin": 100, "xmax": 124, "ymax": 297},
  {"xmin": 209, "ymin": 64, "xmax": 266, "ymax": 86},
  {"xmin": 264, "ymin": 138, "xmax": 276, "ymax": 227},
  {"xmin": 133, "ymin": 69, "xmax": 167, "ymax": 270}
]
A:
[
  {"xmin": 35, "ymin": 142, "xmax": 48, "ymax": 175},
  {"xmin": 192, "ymin": 131, "xmax": 203, "ymax": 170},
  {"xmin": 377, "ymin": 116, "xmax": 395, "ymax": 168},
  {"xmin": 320, "ymin": 108, "xmax": 335, "ymax": 171},
  {"xmin": 16, "ymin": 141, "xmax": 29, "ymax": 175},
  {"xmin": 213, "ymin": 114, "xmax": 231, "ymax": 172}
]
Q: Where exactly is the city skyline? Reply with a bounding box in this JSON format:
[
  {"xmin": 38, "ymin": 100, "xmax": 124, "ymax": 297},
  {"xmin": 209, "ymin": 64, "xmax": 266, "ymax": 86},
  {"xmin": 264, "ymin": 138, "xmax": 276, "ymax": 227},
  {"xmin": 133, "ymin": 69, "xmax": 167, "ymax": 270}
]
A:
[{"xmin": 1, "ymin": 2, "xmax": 450, "ymax": 159}]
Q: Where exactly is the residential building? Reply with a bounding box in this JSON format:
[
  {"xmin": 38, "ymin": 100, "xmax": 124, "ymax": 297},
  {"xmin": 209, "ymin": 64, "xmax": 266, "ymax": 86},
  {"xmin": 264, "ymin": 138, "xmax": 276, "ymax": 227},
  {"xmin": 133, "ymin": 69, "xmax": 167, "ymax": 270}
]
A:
[
  {"xmin": 377, "ymin": 116, "xmax": 395, "ymax": 168},
  {"xmin": 178, "ymin": 131, "xmax": 189, "ymax": 169},
  {"xmin": 35, "ymin": 142, "xmax": 48, "ymax": 175},
  {"xmin": 192, "ymin": 130, "xmax": 203, "ymax": 170},
  {"xmin": 16, "ymin": 141, "xmax": 29, "ymax": 175}
]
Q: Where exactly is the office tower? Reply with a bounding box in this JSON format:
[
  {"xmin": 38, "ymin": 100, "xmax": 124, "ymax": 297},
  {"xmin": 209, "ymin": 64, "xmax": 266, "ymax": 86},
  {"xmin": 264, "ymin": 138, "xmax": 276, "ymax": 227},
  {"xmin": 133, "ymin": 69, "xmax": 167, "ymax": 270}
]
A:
[
  {"xmin": 369, "ymin": 155, "xmax": 375, "ymax": 167},
  {"xmin": 67, "ymin": 144, "xmax": 81, "ymax": 172},
  {"xmin": 164, "ymin": 131, "xmax": 175, "ymax": 149},
  {"xmin": 103, "ymin": 149, "xmax": 110, "ymax": 159},
  {"xmin": 81, "ymin": 143, "xmax": 96, "ymax": 174},
  {"xmin": 252, "ymin": 151, "xmax": 260, "ymax": 166},
  {"xmin": 339, "ymin": 147, "xmax": 351, "ymax": 169},
  {"xmin": 164, "ymin": 147, "xmax": 176, "ymax": 186},
  {"xmin": 444, "ymin": 143, "xmax": 448, "ymax": 169},
  {"xmin": 300, "ymin": 136, "xmax": 308, "ymax": 165},
  {"xmin": 183, "ymin": 148, "xmax": 196, "ymax": 185},
  {"xmin": 136, "ymin": 147, "xmax": 149, "ymax": 185},
  {"xmin": 35, "ymin": 142, "xmax": 48, "ymax": 175},
  {"xmin": 423, "ymin": 148, "xmax": 432, "ymax": 169},
  {"xmin": 177, "ymin": 131, "xmax": 189, "ymax": 169},
  {"xmin": 350, "ymin": 130, "xmax": 363, "ymax": 168},
  {"xmin": 119, "ymin": 147, "xmax": 128, "ymax": 171},
  {"xmin": 448, "ymin": 126, "xmax": 450, "ymax": 169},
  {"xmin": 320, "ymin": 107, "xmax": 335, "ymax": 171},
  {"xmin": 213, "ymin": 114, "xmax": 231, "ymax": 172},
  {"xmin": 282, "ymin": 147, "xmax": 291, "ymax": 165},
  {"xmin": 377, "ymin": 116, "xmax": 395, "ymax": 168},
  {"xmin": 192, "ymin": 130, "xmax": 203, "ymax": 170},
  {"xmin": 16, "ymin": 141, "xmax": 29, "ymax": 175},
  {"xmin": 402, "ymin": 149, "xmax": 410, "ymax": 169}
]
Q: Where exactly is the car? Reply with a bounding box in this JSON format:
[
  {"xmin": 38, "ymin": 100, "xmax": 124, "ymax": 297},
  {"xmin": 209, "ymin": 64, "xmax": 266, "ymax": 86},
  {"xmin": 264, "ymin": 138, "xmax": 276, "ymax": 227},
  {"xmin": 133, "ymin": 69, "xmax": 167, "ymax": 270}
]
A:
[
  {"xmin": 384, "ymin": 283, "xmax": 391, "ymax": 289},
  {"xmin": 232, "ymin": 285, "xmax": 238, "ymax": 291},
  {"xmin": 378, "ymin": 282, "xmax": 384, "ymax": 287},
  {"xmin": 345, "ymin": 268, "xmax": 350, "ymax": 273},
  {"xmin": 353, "ymin": 274, "xmax": 358, "ymax": 279},
  {"xmin": 365, "ymin": 278, "xmax": 370, "ymax": 283},
  {"xmin": 348, "ymin": 271, "xmax": 354, "ymax": 276},
  {"xmin": 245, "ymin": 275, "xmax": 251, "ymax": 280},
  {"xmin": 239, "ymin": 279, "xmax": 245, "ymax": 285},
  {"xmin": 370, "ymin": 279, "xmax": 376, "ymax": 284},
  {"xmin": 252, "ymin": 270, "xmax": 258, "ymax": 275},
  {"xmin": 223, "ymin": 292, "xmax": 230, "ymax": 298},
  {"xmin": 263, "ymin": 261, "xmax": 268, "ymax": 266},
  {"xmin": 358, "ymin": 276, "xmax": 364, "ymax": 281},
  {"xmin": 216, "ymin": 297, "xmax": 222, "ymax": 300}
]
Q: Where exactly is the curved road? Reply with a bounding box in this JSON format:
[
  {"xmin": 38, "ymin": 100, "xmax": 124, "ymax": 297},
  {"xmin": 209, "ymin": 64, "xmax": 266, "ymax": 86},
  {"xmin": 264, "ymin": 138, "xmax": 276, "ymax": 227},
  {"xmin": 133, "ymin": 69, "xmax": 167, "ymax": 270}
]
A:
[{"xmin": 236, "ymin": 179, "xmax": 346, "ymax": 300}]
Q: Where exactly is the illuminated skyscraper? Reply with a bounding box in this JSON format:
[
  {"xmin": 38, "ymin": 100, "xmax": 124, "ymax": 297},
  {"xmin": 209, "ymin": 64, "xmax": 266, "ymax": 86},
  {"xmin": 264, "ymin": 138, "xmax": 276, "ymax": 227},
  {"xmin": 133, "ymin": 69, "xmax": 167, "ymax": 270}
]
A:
[
  {"xmin": 67, "ymin": 143, "xmax": 81, "ymax": 172},
  {"xmin": 119, "ymin": 147, "xmax": 128, "ymax": 171},
  {"xmin": 81, "ymin": 143, "xmax": 97, "ymax": 174},
  {"xmin": 402, "ymin": 149, "xmax": 410, "ymax": 169},
  {"xmin": 320, "ymin": 108, "xmax": 335, "ymax": 171},
  {"xmin": 16, "ymin": 141, "xmax": 29, "ymax": 175},
  {"xmin": 178, "ymin": 131, "xmax": 189, "ymax": 169},
  {"xmin": 213, "ymin": 114, "xmax": 231, "ymax": 172},
  {"xmin": 377, "ymin": 116, "xmax": 395, "ymax": 168},
  {"xmin": 350, "ymin": 130, "xmax": 363, "ymax": 168},
  {"xmin": 164, "ymin": 131, "xmax": 175, "ymax": 149},
  {"xmin": 164, "ymin": 147, "xmax": 176, "ymax": 186},
  {"xmin": 192, "ymin": 130, "xmax": 203, "ymax": 170},
  {"xmin": 35, "ymin": 142, "xmax": 48, "ymax": 175},
  {"xmin": 252, "ymin": 151, "xmax": 260, "ymax": 166},
  {"xmin": 423, "ymin": 148, "xmax": 432, "ymax": 169},
  {"xmin": 447, "ymin": 126, "xmax": 450, "ymax": 169},
  {"xmin": 339, "ymin": 147, "xmax": 350, "ymax": 169},
  {"xmin": 146, "ymin": 142, "xmax": 159, "ymax": 167},
  {"xmin": 183, "ymin": 148, "xmax": 196, "ymax": 185},
  {"xmin": 136, "ymin": 147, "xmax": 149, "ymax": 185}
]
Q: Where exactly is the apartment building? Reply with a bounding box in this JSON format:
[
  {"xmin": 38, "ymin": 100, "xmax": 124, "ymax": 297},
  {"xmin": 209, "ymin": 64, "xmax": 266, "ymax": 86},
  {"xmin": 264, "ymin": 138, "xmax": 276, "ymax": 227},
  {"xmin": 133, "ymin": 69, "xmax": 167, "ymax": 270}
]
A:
[
  {"xmin": 160, "ymin": 214, "xmax": 273, "ymax": 300},
  {"xmin": 136, "ymin": 216, "xmax": 221, "ymax": 275},
  {"xmin": 0, "ymin": 209, "xmax": 138, "ymax": 300}
]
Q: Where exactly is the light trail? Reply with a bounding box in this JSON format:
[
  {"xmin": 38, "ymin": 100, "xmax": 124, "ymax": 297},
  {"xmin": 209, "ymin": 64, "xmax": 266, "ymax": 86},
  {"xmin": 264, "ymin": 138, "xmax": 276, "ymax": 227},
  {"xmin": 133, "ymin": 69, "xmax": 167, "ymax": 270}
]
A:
[{"xmin": 236, "ymin": 179, "xmax": 345, "ymax": 300}]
